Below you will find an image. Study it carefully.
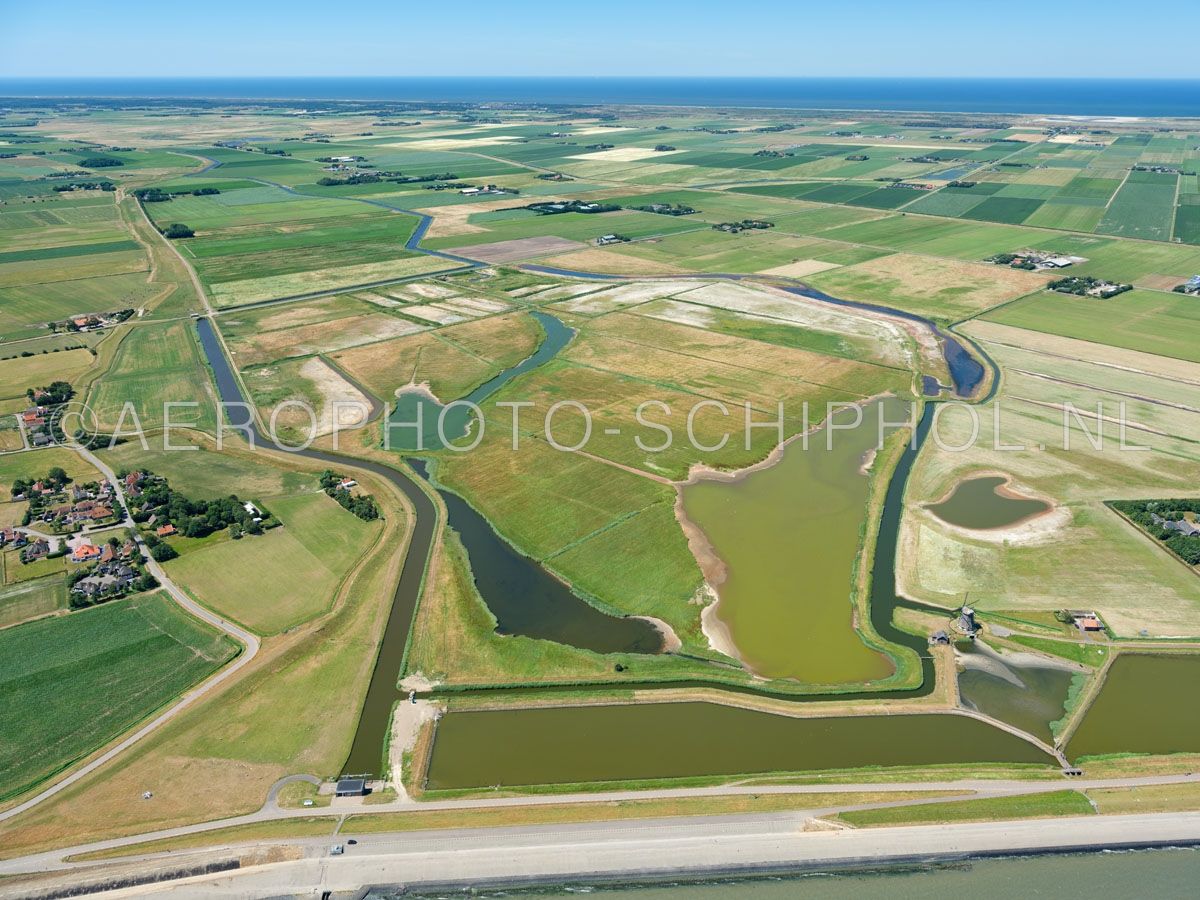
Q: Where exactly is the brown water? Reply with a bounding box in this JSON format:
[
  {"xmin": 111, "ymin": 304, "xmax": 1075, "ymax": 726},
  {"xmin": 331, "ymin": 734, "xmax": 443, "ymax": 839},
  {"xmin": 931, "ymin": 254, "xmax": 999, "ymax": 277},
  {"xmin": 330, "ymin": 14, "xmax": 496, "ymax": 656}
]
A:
[
  {"xmin": 425, "ymin": 701, "xmax": 1052, "ymax": 790},
  {"xmin": 681, "ymin": 399, "xmax": 907, "ymax": 684},
  {"xmin": 1068, "ymin": 653, "xmax": 1200, "ymax": 761},
  {"xmin": 926, "ymin": 475, "xmax": 1050, "ymax": 530},
  {"xmin": 956, "ymin": 642, "xmax": 1078, "ymax": 743}
]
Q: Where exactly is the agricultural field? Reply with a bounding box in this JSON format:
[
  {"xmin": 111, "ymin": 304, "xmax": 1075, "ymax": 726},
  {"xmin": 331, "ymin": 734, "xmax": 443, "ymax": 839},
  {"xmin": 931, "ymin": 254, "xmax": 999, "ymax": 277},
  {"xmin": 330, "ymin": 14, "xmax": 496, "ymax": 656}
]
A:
[
  {"xmin": 0, "ymin": 592, "xmax": 237, "ymax": 801},
  {"xmin": 87, "ymin": 319, "xmax": 219, "ymax": 434},
  {"xmin": 900, "ymin": 319, "xmax": 1200, "ymax": 637},
  {"xmin": 166, "ymin": 490, "xmax": 380, "ymax": 634},
  {"xmin": 7, "ymin": 100, "xmax": 1200, "ymax": 867},
  {"xmin": 0, "ymin": 189, "xmax": 154, "ymax": 341},
  {"xmin": 139, "ymin": 178, "xmax": 445, "ymax": 307},
  {"xmin": 981, "ymin": 288, "xmax": 1200, "ymax": 362}
]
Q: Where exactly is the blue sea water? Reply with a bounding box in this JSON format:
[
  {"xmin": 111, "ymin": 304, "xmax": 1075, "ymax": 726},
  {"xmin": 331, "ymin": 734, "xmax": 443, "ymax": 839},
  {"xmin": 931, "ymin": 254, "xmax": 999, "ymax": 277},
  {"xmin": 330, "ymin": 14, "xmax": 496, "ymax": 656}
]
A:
[{"xmin": 2, "ymin": 77, "xmax": 1200, "ymax": 118}]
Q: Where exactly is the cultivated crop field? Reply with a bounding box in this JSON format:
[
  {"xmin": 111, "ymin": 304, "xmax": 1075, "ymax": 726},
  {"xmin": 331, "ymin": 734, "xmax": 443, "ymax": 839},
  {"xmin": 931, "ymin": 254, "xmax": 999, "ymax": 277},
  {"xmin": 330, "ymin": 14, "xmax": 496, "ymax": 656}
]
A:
[
  {"xmin": 0, "ymin": 592, "xmax": 237, "ymax": 801},
  {"xmin": 982, "ymin": 289, "xmax": 1200, "ymax": 362}
]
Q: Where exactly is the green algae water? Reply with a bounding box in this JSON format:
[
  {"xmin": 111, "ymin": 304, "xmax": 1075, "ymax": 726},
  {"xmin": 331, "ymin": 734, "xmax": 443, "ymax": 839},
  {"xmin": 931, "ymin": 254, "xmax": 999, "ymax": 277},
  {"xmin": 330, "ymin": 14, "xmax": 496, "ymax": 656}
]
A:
[
  {"xmin": 926, "ymin": 475, "xmax": 1050, "ymax": 530},
  {"xmin": 681, "ymin": 398, "xmax": 908, "ymax": 683},
  {"xmin": 425, "ymin": 701, "xmax": 1050, "ymax": 789},
  {"xmin": 1068, "ymin": 654, "xmax": 1200, "ymax": 760},
  {"xmin": 375, "ymin": 847, "xmax": 1200, "ymax": 899}
]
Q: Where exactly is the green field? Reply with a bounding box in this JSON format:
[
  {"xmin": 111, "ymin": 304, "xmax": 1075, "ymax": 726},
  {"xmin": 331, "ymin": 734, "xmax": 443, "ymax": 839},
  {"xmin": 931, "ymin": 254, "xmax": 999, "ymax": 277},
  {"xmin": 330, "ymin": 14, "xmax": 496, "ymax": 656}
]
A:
[
  {"xmin": 166, "ymin": 492, "xmax": 380, "ymax": 634},
  {"xmin": 0, "ymin": 592, "xmax": 237, "ymax": 801},
  {"xmin": 982, "ymin": 289, "xmax": 1200, "ymax": 362},
  {"xmin": 88, "ymin": 320, "xmax": 219, "ymax": 434},
  {"xmin": 1097, "ymin": 171, "xmax": 1179, "ymax": 241}
]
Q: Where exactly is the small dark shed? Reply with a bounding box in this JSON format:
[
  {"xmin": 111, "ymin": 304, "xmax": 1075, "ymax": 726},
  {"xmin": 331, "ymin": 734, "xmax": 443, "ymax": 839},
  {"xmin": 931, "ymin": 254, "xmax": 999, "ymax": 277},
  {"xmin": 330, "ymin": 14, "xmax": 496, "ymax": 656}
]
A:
[{"xmin": 335, "ymin": 777, "xmax": 367, "ymax": 797}]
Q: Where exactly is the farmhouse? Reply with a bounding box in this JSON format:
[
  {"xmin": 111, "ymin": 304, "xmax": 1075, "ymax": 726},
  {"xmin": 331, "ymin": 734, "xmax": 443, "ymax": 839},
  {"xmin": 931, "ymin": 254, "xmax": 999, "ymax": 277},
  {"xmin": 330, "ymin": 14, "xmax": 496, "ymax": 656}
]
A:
[
  {"xmin": 155, "ymin": 523, "xmax": 177, "ymax": 537},
  {"xmin": 1070, "ymin": 611, "xmax": 1105, "ymax": 632},
  {"xmin": 1174, "ymin": 275, "xmax": 1200, "ymax": 296},
  {"xmin": 70, "ymin": 543, "xmax": 103, "ymax": 564},
  {"xmin": 22, "ymin": 539, "xmax": 50, "ymax": 563}
]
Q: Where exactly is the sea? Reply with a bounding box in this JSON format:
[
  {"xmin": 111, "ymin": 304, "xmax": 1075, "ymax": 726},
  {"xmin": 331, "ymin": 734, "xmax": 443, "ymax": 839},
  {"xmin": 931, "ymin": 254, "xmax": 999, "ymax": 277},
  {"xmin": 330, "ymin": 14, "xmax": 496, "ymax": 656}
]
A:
[{"xmin": 2, "ymin": 77, "xmax": 1200, "ymax": 118}]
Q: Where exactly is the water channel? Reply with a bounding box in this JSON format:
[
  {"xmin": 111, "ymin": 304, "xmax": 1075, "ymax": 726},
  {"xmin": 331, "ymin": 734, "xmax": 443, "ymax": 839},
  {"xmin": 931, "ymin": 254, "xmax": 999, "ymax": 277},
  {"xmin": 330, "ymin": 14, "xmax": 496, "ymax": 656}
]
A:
[{"xmin": 385, "ymin": 310, "xmax": 573, "ymax": 451}]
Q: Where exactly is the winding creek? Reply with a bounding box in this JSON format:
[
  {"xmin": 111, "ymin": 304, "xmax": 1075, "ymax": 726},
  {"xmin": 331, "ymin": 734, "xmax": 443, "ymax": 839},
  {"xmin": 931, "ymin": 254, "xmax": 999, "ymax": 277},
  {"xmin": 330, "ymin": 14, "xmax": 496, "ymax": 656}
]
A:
[
  {"xmin": 386, "ymin": 310, "xmax": 573, "ymax": 451},
  {"xmin": 410, "ymin": 459, "xmax": 664, "ymax": 654},
  {"xmin": 191, "ymin": 238, "xmax": 1050, "ymax": 781}
]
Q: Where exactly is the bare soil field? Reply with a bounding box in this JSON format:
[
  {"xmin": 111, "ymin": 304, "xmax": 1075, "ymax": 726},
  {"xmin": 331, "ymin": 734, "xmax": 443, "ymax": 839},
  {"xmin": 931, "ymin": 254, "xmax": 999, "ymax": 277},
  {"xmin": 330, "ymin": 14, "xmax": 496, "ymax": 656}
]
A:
[{"xmin": 447, "ymin": 236, "xmax": 588, "ymax": 264}]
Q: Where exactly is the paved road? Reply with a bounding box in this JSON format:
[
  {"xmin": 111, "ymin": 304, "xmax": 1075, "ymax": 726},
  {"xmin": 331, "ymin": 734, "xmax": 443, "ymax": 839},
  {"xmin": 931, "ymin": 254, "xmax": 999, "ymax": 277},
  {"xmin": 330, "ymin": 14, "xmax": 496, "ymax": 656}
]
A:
[
  {"xmin": 41, "ymin": 809, "xmax": 1200, "ymax": 898},
  {"xmin": 4, "ymin": 772, "xmax": 1199, "ymax": 878},
  {"xmin": 0, "ymin": 448, "xmax": 260, "ymax": 826}
]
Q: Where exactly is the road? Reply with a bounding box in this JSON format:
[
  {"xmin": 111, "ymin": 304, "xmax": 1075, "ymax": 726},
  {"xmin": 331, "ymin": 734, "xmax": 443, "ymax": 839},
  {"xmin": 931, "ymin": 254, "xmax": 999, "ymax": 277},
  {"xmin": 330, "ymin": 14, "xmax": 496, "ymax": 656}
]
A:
[
  {"xmin": 4, "ymin": 771, "xmax": 1199, "ymax": 880},
  {"xmin": 0, "ymin": 447, "xmax": 260, "ymax": 825},
  {"xmin": 18, "ymin": 807, "xmax": 1200, "ymax": 898}
]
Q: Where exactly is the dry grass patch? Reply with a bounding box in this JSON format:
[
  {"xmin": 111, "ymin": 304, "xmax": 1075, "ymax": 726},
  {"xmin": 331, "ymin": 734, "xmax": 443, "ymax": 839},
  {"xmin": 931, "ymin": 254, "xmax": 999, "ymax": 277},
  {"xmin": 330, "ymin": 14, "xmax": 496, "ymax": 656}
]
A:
[
  {"xmin": 758, "ymin": 259, "xmax": 844, "ymax": 278},
  {"xmin": 331, "ymin": 311, "xmax": 542, "ymax": 400},
  {"xmin": 229, "ymin": 313, "xmax": 426, "ymax": 366},
  {"xmin": 537, "ymin": 247, "xmax": 690, "ymax": 275},
  {"xmin": 446, "ymin": 236, "xmax": 587, "ymax": 264},
  {"xmin": 807, "ymin": 253, "xmax": 1053, "ymax": 321}
]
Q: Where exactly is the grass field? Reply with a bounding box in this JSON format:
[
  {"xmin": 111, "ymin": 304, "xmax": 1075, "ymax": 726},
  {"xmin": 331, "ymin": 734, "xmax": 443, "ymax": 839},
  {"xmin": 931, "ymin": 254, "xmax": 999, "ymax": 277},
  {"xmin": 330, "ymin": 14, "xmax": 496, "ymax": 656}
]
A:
[
  {"xmin": 806, "ymin": 253, "xmax": 1049, "ymax": 322},
  {"xmin": 836, "ymin": 790, "xmax": 1093, "ymax": 827},
  {"xmin": 166, "ymin": 492, "xmax": 380, "ymax": 634},
  {"xmin": 981, "ymin": 288, "xmax": 1200, "ymax": 362},
  {"xmin": 0, "ymin": 446, "xmax": 102, "ymax": 501},
  {"xmin": 900, "ymin": 321, "xmax": 1200, "ymax": 637},
  {"xmin": 0, "ymin": 575, "xmax": 67, "ymax": 630},
  {"xmin": 88, "ymin": 320, "xmax": 219, "ymax": 434},
  {"xmin": 0, "ymin": 592, "xmax": 237, "ymax": 802}
]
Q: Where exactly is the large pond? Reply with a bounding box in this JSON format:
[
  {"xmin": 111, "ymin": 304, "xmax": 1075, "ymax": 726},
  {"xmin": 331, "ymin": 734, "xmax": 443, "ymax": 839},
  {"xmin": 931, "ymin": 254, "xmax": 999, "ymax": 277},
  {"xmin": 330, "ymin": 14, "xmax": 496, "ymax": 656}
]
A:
[
  {"xmin": 927, "ymin": 475, "xmax": 1051, "ymax": 530},
  {"xmin": 425, "ymin": 701, "xmax": 1051, "ymax": 789},
  {"xmin": 410, "ymin": 460, "xmax": 663, "ymax": 654},
  {"xmin": 957, "ymin": 642, "xmax": 1080, "ymax": 743},
  {"xmin": 385, "ymin": 310, "xmax": 573, "ymax": 451},
  {"xmin": 1067, "ymin": 654, "xmax": 1200, "ymax": 761},
  {"xmin": 680, "ymin": 398, "xmax": 907, "ymax": 683}
]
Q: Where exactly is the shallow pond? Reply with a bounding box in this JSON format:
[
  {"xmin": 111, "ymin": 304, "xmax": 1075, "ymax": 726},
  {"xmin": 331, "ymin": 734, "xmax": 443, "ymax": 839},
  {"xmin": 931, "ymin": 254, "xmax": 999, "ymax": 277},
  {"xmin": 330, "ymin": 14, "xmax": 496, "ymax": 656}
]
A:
[
  {"xmin": 1068, "ymin": 653, "xmax": 1200, "ymax": 761},
  {"xmin": 681, "ymin": 398, "xmax": 908, "ymax": 683},
  {"xmin": 425, "ymin": 701, "xmax": 1051, "ymax": 789},
  {"xmin": 385, "ymin": 310, "xmax": 573, "ymax": 451},
  {"xmin": 956, "ymin": 642, "xmax": 1079, "ymax": 743},
  {"xmin": 926, "ymin": 475, "xmax": 1050, "ymax": 530},
  {"xmin": 411, "ymin": 459, "xmax": 664, "ymax": 655}
]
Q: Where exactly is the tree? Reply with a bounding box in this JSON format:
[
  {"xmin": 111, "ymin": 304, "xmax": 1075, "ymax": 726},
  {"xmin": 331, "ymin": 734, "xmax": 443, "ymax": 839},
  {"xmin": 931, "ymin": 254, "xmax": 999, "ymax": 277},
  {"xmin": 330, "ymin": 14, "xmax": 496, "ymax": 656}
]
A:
[
  {"xmin": 161, "ymin": 223, "xmax": 195, "ymax": 239},
  {"xmin": 46, "ymin": 467, "xmax": 69, "ymax": 487},
  {"xmin": 150, "ymin": 543, "xmax": 178, "ymax": 562}
]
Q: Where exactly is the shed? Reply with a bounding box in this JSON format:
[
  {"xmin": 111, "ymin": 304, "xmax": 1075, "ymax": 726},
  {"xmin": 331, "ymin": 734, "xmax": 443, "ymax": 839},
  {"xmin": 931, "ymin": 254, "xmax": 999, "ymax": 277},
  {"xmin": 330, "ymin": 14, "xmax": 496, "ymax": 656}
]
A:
[{"xmin": 335, "ymin": 777, "xmax": 367, "ymax": 797}]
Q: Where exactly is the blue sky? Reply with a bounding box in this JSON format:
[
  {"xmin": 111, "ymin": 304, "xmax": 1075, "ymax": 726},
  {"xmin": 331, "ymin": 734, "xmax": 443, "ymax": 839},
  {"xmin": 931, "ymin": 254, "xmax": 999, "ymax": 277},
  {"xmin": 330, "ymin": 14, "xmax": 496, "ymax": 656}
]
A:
[{"xmin": 4, "ymin": 0, "xmax": 1198, "ymax": 78}]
